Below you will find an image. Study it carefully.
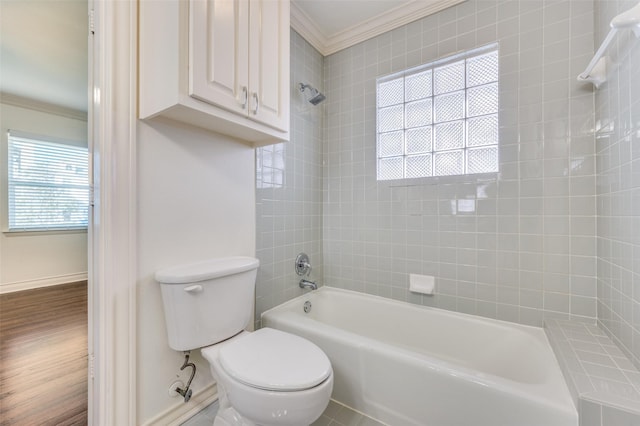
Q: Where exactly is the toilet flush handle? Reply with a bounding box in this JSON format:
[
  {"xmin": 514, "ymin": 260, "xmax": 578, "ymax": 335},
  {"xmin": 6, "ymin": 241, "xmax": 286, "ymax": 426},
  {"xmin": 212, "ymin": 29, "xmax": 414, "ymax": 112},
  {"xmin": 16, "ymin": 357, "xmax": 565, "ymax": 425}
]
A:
[{"xmin": 184, "ymin": 285, "xmax": 203, "ymax": 293}]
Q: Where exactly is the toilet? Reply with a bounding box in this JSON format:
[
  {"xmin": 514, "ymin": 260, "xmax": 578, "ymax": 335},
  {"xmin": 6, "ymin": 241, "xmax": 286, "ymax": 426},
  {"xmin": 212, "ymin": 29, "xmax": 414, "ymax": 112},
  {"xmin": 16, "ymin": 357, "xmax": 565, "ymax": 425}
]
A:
[{"xmin": 155, "ymin": 256, "xmax": 333, "ymax": 426}]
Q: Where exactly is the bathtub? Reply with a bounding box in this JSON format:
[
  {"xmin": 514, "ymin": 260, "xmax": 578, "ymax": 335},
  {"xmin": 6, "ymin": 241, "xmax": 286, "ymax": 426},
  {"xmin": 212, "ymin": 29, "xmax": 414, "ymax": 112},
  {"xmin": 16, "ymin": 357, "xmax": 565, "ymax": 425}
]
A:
[{"xmin": 261, "ymin": 287, "xmax": 577, "ymax": 426}]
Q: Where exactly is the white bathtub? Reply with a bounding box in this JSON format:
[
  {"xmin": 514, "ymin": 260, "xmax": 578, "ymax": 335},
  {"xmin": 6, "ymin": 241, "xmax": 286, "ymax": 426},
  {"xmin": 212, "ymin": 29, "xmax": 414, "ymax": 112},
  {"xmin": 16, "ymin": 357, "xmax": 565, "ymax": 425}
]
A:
[{"xmin": 261, "ymin": 287, "xmax": 577, "ymax": 426}]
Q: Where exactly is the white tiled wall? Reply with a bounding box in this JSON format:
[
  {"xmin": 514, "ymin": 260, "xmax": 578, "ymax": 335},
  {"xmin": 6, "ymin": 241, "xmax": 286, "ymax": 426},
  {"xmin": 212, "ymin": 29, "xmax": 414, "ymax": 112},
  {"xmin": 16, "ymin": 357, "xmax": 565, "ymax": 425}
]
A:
[
  {"xmin": 580, "ymin": 400, "xmax": 640, "ymax": 426},
  {"xmin": 545, "ymin": 319, "xmax": 640, "ymax": 423},
  {"xmin": 594, "ymin": 0, "xmax": 640, "ymax": 369},
  {"xmin": 322, "ymin": 0, "xmax": 597, "ymax": 326},
  {"xmin": 255, "ymin": 30, "xmax": 325, "ymax": 324}
]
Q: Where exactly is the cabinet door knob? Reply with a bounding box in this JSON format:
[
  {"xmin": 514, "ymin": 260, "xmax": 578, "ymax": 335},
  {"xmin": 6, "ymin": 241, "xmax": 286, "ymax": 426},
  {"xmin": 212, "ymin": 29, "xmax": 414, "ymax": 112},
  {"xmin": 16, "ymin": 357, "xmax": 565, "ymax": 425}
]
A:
[
  {"xmin": 240, "ymin": 86, "xmax": 248, "ymax": 109},
  {"xmin": 252, "ymin": 92, "xmax": 259, "ymax": 115}
]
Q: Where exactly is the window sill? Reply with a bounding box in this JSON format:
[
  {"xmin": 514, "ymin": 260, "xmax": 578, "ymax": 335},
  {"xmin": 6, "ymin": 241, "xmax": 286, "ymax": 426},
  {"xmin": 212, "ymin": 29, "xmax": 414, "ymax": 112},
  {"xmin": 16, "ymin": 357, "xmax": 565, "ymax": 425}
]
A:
[
  {"xmin": 379, "ymin": 171, "xmax": 499, "ymax": 186},
  {"xmin": 3, "ymin": 227, "xmax": 88, "ymax": 236}
]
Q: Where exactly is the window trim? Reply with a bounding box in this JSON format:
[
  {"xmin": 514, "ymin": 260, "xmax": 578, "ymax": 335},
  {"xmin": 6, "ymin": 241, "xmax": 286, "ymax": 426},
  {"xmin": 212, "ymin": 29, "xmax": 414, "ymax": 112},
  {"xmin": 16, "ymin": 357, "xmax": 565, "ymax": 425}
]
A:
[{"xmin": 376, "ymin": 43, "xmax": 500, "ymax": 181}]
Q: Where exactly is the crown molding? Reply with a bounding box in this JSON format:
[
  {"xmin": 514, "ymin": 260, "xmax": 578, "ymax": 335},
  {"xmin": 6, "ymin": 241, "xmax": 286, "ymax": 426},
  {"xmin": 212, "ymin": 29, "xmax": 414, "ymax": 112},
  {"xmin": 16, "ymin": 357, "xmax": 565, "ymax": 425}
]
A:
[
  {"xmin": 0, "ymin": 92, "xmax": 88, "ymax": 121},
  {"xmin": 290, "ymin": 3, "xmax": 327, "ymax": 55},
  {"xmin": 291, "ymin": 0, "xmax": 466, "ymax": 56}
]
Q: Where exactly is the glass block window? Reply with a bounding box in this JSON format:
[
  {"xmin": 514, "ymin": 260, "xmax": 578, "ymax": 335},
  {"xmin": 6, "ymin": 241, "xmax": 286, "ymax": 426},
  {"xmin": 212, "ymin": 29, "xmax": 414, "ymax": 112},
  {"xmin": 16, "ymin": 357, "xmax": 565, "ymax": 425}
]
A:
[
  {"xmin": 7, "ymin": 132, "xmax": 89, "ymax": 231},
  {"xmin": 256, "ymin": 143, "xmax": 285, "ymax": 189},
  {"xmin": 376, "ymin": 45, "xmax": 499, "ymax": 180}
]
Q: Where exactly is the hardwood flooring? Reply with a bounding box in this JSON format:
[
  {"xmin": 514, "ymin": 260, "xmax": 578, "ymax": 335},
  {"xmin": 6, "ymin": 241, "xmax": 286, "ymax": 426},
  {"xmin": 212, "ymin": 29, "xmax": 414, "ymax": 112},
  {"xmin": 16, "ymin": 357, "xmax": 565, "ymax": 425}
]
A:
[{"xmin": 0, "ymin": 282, "xmax": 88, "ymax": 426}]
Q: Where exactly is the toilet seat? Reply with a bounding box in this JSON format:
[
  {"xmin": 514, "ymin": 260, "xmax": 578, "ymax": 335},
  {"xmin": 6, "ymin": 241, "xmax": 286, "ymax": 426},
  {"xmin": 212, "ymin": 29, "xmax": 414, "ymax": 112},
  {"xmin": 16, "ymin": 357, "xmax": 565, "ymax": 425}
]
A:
[{"xmin": 219, "ymin": 328, "xmax": 331, "ymax": 392}]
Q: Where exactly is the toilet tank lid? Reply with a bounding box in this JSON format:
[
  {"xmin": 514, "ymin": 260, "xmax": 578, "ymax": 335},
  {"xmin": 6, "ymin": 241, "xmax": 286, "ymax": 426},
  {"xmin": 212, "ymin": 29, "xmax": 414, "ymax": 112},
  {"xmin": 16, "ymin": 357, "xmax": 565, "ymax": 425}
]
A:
[{"xmin": 155, "ymin": 256, "xmax": 259, "ymax": 284}]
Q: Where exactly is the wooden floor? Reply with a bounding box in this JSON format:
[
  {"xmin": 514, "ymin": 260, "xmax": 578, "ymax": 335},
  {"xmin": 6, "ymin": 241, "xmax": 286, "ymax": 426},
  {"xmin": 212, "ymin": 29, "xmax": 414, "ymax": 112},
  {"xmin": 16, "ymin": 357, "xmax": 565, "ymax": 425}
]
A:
[{"xmin": 0, "ymin": 282, "xmax": 88, "ymax": 426}]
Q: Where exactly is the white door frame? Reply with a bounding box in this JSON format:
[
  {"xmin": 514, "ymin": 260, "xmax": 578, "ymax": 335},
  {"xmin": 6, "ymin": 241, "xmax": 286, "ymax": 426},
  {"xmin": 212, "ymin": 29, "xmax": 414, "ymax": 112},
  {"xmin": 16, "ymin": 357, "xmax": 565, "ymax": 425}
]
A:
[{"xmin": 88, "ymin": 0, "xmax": 137, "ymax": 424}]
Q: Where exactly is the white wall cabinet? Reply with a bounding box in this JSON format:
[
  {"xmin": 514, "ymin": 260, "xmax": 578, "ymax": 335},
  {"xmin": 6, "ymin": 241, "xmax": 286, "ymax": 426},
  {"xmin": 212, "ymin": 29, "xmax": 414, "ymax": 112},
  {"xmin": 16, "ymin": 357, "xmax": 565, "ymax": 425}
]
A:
[{"xmin": 139, "ymin": 0, "xmax": 290, "ymax": 146}]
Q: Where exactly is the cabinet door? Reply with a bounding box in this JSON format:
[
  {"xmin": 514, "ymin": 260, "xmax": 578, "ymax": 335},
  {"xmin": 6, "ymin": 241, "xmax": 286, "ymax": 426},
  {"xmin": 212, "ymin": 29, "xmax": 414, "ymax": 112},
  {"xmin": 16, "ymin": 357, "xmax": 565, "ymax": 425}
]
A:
[
  {"xmin": 190, "ymin": 0, "xmax": 250, "ymax": 114},
  {"xmin": 248, "ymin": 0, "xmax": 289, "ymax": 132}
]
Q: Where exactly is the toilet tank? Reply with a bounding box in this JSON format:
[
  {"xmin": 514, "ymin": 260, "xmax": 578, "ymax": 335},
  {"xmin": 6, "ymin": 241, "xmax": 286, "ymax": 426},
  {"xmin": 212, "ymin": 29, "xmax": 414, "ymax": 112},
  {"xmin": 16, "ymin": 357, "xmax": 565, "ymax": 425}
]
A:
[{"xmin": 155, "ymin": 256, "xmax": 260, "ymax": 351}]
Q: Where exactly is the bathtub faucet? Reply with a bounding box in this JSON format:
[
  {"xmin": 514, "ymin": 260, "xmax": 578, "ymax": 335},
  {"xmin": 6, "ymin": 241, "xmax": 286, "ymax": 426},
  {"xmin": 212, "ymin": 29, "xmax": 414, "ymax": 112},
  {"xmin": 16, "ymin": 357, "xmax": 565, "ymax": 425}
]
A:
[{"xmin": 299, "ymin": 279, "xmax": 317, "ymax": 291}]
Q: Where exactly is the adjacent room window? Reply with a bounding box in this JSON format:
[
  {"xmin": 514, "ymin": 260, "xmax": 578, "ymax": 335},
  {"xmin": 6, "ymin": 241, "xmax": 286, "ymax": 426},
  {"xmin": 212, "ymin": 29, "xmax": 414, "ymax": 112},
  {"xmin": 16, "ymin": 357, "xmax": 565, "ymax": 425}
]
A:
[
  {"xmin": 376, "ymin": 45, "xmax": 499, "ymax": 180},
  {"xmin": 7, "ymin": 132, "xmax": 89, "ymax": 231}
]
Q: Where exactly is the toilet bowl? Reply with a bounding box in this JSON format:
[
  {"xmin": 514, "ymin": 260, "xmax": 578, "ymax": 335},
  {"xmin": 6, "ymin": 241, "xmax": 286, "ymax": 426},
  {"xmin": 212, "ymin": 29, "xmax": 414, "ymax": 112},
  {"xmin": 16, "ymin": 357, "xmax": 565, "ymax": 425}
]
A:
[
  {"xmin": 202, "ymin": 329, "xmax": 333, "ymax": 426},
  {"xmin": 155, "ymin": 257, "xmax": 333, "ymax": 426}
]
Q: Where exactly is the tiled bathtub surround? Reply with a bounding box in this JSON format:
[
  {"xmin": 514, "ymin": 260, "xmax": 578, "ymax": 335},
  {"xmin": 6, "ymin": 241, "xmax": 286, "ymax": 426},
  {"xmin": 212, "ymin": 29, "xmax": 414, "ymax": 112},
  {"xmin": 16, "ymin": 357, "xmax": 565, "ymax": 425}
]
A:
[
  {"xmin": 322, "ymin": 0, "xmax": 597, "ymax": 326},
  {"xmin": 593, "ymin": 0, "xmax": 640, "ymax": 369},
  {"xmin": 246, "ymin": 3, "xmax": 640, "ymax": 426},
  {"xmin": 545, "ymin": 319, "xmax": 640, "ymax": 425},
  {"xmin": 255, "ymin": 30, "xmax": 325, "ymax": 323}
]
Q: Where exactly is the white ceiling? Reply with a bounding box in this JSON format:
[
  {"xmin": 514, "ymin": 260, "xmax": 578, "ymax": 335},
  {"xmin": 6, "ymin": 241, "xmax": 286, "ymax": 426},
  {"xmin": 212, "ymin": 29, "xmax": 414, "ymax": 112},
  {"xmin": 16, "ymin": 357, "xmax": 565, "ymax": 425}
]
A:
[
  {"xmin": 291, "ymin": 0, "xmax": 465, "ymax": 56},
  {"xmin": 0, "ymin": 0, "xmax": 88, "ymax": 113}
]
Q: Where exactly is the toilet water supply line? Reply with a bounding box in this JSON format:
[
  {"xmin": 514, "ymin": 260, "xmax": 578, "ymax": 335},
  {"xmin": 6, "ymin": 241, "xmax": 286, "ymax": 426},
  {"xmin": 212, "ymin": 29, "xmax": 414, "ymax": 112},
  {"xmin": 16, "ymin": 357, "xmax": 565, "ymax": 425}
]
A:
[{"xmin": 176, "ymin": 351, "xmax": 196, "ymax": 403}]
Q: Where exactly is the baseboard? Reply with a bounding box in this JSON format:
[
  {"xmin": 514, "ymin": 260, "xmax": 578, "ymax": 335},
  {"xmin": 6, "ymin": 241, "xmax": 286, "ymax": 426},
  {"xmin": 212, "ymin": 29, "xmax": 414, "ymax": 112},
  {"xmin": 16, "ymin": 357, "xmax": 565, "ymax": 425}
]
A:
[
  {"xmin": 142, "ymin": 383, "xmax": 218, "ymax": 426},
  {"xmin": 0, "ymin": 272, "xmax": 88, "ymax": 294}
]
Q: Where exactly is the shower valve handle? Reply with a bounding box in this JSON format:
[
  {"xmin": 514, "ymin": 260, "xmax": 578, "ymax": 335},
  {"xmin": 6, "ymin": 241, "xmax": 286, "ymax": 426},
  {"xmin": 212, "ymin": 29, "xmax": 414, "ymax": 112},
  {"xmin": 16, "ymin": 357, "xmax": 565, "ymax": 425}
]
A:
[{"xmin": 295, "ymin": 253, "xmax": 312, "ymax": 276}]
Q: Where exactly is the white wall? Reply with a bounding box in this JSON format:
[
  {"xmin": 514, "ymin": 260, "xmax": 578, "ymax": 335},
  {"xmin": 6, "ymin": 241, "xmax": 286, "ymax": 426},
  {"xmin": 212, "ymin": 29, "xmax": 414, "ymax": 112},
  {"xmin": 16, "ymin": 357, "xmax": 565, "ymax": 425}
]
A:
[
  {"xmin": 136, "ymin": 118, "xmax": 256, "ymax": 423},
  {"xmin": 0, "ymin": 101, "xmax": 88, "ymax": 292}
]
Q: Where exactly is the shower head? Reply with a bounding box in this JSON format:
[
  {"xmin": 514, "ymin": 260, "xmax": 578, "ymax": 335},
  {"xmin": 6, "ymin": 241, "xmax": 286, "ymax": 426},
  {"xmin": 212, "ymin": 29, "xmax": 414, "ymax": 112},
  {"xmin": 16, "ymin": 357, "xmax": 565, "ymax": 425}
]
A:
[
  {"xmin": 308, "ymin": 91, "xmax": 326, "ymax": 105},
  {"xmin": 299, "ymin": 83, "xmax": 326, "ymax": 105}
]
